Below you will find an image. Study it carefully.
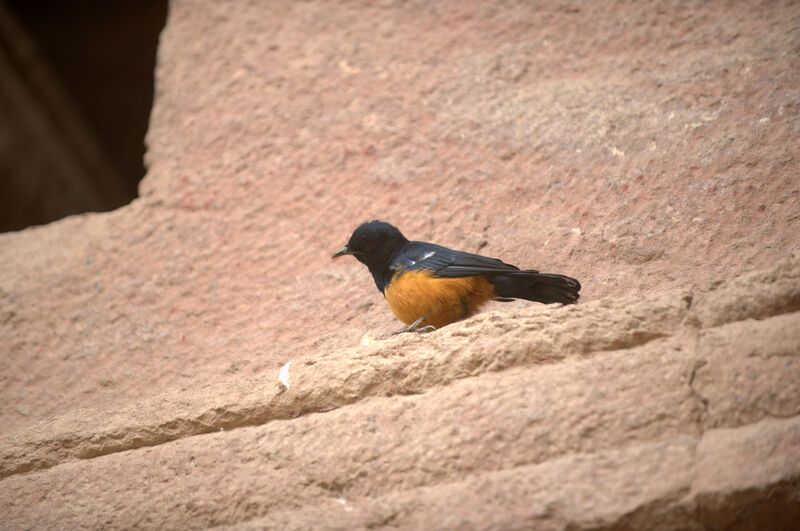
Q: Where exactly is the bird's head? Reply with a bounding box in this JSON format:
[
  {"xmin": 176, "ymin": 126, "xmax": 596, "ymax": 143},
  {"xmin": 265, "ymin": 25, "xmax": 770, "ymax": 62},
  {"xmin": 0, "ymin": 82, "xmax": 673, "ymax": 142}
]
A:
[{"xmin": 332, "ymin": 220, "xmax": 408, "ymax": 269}]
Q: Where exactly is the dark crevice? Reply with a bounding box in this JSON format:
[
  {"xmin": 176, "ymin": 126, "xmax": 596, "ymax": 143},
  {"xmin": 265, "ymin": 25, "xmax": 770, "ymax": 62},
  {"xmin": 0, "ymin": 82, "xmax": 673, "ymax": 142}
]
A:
[{"xmin": 0, "ymin": 0, "xmax": 167, "ymax": 232}]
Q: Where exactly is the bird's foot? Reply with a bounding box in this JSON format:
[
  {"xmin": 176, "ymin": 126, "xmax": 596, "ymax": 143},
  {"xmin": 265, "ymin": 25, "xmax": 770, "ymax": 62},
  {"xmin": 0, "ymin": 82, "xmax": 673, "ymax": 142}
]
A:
[{"xmin": 390, "ymin": 315, "xmax": 436, "ymax": 335}]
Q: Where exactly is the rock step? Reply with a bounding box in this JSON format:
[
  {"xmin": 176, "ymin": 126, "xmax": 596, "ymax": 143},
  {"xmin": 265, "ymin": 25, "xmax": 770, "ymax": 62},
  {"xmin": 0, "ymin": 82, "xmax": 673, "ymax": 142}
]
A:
[
  {"xmin": 0, "ymin": 260, "xmax": 798, "ymax": 529},
  {"xmin": 1, "ymin": 258, "xmax": 798, "ymax": 480}
]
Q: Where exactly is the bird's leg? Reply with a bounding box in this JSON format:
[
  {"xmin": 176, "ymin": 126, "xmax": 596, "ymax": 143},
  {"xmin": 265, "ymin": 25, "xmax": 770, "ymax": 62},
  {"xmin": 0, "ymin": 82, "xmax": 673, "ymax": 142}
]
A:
[{"xmin": 391, "ymin": 315, "xmax": 436, "ymax": 335}]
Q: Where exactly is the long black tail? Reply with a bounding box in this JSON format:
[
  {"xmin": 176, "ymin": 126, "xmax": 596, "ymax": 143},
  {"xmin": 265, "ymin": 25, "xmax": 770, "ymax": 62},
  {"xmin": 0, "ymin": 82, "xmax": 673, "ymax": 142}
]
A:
[{"xmin": 488, "ymin": 270, "xmax": 581, "ymax": 305}]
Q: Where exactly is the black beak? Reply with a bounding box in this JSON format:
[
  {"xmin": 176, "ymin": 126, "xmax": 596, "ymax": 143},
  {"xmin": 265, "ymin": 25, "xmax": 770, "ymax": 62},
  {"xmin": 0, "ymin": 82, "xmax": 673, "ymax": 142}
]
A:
[{"xmin": 332, "ymin": 246, "xmax": 352, "ymax": 258}]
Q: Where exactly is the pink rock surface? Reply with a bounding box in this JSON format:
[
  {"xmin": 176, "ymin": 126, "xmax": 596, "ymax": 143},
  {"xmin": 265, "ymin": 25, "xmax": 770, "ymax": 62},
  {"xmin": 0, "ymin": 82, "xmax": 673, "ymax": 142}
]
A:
[{"xmin": 1, "ymin": 0, "xmax": 798, "ymax": 528}]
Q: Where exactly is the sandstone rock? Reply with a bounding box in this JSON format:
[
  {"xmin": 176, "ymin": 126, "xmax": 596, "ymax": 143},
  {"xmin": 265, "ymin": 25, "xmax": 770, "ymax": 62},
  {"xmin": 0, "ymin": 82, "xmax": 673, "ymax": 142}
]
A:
[
  {"xmin": 1, "ymin": 259, "xmax": 798, "ymax": 529},
  {"xmin": 1, "ymin": 0, "xmax": 799, "ymax": 529}
]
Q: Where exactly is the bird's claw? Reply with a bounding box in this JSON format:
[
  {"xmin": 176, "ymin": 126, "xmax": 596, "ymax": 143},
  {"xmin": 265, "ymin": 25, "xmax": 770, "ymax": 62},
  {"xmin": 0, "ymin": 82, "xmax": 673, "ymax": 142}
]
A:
[{"xmin": 390, "ymin": 315, "xmax": 436, "ymax": 335}]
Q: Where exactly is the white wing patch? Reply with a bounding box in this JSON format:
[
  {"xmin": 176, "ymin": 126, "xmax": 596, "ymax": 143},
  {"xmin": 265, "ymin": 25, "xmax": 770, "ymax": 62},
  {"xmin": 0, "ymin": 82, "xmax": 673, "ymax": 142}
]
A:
[{"xmin": 394, "ymin": 250, "xmax": 436, "ymax": 269}]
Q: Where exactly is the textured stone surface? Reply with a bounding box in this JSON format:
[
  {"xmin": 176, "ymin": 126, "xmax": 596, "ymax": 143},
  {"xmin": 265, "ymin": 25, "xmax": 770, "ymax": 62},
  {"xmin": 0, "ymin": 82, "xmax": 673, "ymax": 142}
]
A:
[
  {"xmin": 1, "ymin": 271, "xmax": 799, "ymax": 528},
  {"xmin": 1, "ymin": 0, "xmax": 799, "ymax": 528}
]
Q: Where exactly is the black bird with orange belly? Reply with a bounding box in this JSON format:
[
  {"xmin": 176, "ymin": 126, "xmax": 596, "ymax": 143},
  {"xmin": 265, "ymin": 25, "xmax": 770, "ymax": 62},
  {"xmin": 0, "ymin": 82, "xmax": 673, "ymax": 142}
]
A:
[{"xmin": 332, "ymin": 220, "xmax": 581, "ymax": 332}]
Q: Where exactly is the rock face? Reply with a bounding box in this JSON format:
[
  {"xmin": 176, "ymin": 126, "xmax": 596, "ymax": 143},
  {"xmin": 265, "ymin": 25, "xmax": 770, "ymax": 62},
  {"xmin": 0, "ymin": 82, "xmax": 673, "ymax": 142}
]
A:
[{"xmin": 1, "ymin": 1, "xmax": 798, "ymax": 529}]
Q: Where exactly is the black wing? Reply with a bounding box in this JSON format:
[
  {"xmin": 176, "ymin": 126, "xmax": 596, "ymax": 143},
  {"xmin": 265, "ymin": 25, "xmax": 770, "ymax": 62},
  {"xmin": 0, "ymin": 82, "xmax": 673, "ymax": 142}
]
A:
[
  {"xmin": 390, "ymin": 241, "xmax": 523, "ymax": 278},
  {"xmin": 390, "ymin": 241, "xmax": 581, "ymax": 304}
]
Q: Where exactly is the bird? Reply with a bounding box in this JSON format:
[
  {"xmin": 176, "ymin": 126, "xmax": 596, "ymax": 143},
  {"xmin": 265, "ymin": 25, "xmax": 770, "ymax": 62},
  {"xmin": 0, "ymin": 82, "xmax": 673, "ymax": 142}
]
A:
[{"xmin": 332, "ymin": 220, "xmax": 581, "ymax": 333}]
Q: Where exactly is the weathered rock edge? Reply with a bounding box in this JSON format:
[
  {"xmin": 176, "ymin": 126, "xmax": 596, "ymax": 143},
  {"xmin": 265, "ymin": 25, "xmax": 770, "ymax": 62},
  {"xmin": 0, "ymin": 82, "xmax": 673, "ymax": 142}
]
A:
[
  {"xmin": 1, "ymin": 308, "xmax": 797, "ymax": 529},
  {"xmin": 222, "ymin": 416, "xmax": 800, "ymax": 531},
  {"xmin": 1, "ymin": 257, "xmax": 798, "ymax": 479}
]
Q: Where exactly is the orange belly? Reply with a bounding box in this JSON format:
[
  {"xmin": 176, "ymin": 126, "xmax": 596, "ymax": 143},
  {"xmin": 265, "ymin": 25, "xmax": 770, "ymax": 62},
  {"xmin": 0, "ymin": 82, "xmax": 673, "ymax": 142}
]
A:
[{"xmin": 384, "ymin": 269, "xmax": 496, "ymax": 329}]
